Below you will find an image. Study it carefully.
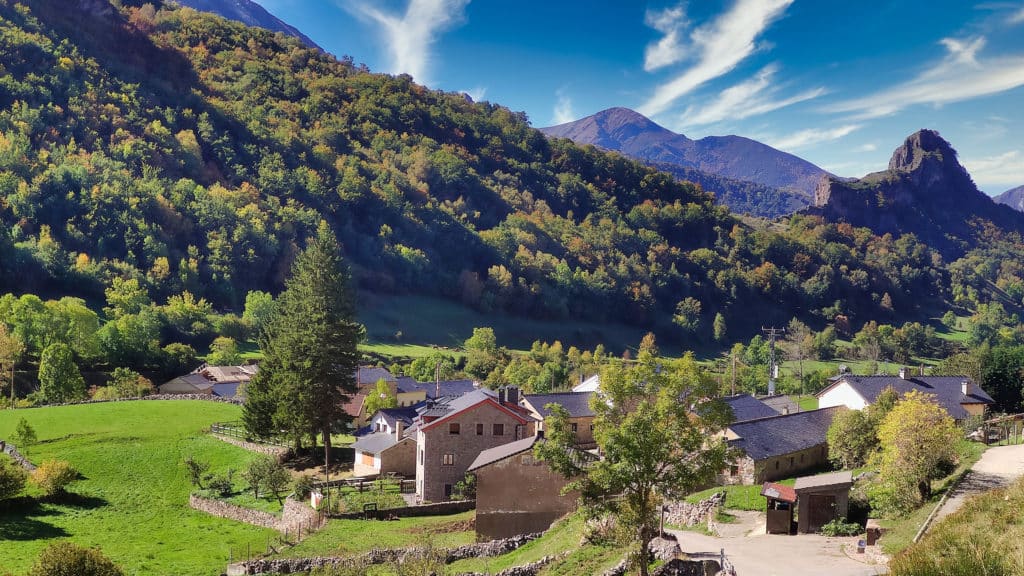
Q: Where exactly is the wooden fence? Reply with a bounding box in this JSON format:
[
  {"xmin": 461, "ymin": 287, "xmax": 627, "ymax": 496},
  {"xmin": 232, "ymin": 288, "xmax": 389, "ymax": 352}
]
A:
[{"xmin": 211, "ymin": 421, "xmax": 290, "ymax": 448}]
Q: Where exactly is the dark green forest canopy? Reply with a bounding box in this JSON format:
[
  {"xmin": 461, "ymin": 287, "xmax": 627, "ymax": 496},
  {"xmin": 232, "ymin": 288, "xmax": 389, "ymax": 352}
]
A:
[{"xmin": 0, "ymin": 0, "xmax": 1020, "ymax": 347}]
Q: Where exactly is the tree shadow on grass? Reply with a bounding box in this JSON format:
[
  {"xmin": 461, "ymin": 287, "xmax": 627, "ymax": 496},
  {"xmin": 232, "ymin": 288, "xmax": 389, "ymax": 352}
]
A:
[
  {"xmin": 0, "ymin": 497, "xmax": 70, "ymax": 541},
  {"xmin": 47, "ymin": 491, "xmax": 107, "ymax": 510}
]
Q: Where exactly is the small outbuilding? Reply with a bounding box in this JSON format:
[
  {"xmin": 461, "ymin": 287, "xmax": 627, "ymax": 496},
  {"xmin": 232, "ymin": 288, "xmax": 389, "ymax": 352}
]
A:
[
  {"xmin": 761, "ymin": 482, "xmax": 796, "ymax": 534},
  {"xmin": 793, "ymin": 471, "xmax": 853, "ymax": 533}
]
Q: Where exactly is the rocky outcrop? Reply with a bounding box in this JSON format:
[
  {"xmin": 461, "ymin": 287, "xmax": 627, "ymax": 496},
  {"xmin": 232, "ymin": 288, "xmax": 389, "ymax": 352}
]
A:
[
  {"xmin": 994, "ymin": 185, "xmax": 1024, "ymax": 212},
  {"xmin": 804, "ymin": 129, "xmax": 1024, "ymax": 258}
]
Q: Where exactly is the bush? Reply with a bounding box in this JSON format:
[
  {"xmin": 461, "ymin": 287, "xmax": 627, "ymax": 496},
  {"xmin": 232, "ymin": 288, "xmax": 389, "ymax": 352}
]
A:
[
  {"xmin": 293, "ymin": 475, "xmax": 315, "ymax": 500},
  {"xmin": 27, "ymin": 541, "xmax": 124, "ymax": 576},
  {"xmin": 14, "ymin": 417, "xmax": 37, "ymax": 454},
  {"xmin": 183, "ymin": 455, "xmax": 210, "ymax": 489},
  {"xmin": 820, "ymin": 518, "xmax": 862, "ymax": 537},
  {"xmin": 32, "ymin": 459, "xmax": 78, "ymax": 496},
  {"xmin": 0, "ymin": 456, "xmax": 28, "ymax": 500},
  {"xmin": 206, "ymin": 469, "xmax": 235, "ymax": 498}
]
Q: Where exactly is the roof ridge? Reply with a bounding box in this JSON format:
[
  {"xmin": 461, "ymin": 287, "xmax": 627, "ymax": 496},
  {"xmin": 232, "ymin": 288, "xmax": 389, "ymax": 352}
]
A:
[{"xmin": 731, "ymin": 405, "xmax": 841, "ymax": 425}]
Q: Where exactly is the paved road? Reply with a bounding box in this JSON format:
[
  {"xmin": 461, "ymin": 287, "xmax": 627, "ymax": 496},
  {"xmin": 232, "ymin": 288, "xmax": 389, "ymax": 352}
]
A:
[
  {"xmin": 930, "ymin": 443, "xmax": 1024, "ymax": 525},
  {"xmin": 669, "ymin": 511, "xmax": 885, "ymax": 576}
]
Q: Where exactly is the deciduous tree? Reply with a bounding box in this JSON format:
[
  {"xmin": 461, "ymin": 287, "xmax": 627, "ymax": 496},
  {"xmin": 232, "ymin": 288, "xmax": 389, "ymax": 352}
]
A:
[
  {"xmin": 363, "ymin": 378, "xmax": 397, "ymax": 416},
  {"xmin": 38, "ymin": 342, "xmax": 85, "ymax": 404}
]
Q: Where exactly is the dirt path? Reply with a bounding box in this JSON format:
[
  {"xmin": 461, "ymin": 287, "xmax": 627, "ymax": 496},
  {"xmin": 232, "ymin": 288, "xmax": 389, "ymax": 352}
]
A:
[
  {"xmin": 930, "ymin": 443, "xmax": 1024, "ymax": 525},
  {"xmin": 669, "ymin": 511, "xmax": 885, "ymax": 576}
]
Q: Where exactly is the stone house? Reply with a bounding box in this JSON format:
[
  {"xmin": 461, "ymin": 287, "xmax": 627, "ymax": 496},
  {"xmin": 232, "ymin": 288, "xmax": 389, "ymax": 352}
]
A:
[
  {"xmin": 720, "ymin": 407, "xmax": 844, "ymax": 485},
  {"xmin": 468, "ymin": 435, "xmax": 594, "ymax": 540},
  {"xmin": 817, "ymin": 370, "xmax": 994, "ymax": 420},
  {"xmin": 413, "ymin": 388, "xmax": 537, "ymax": 502},
  {"xmin": 722, "ymin": 393, "xmax": 780, "ymax": 422},
  {"xmin": 520, "ymin": 391, "xmax": 596, "ymax": 449},
  {"xmin": 158, "ymin": 363, "xmax": 257, "ymax": 398},
  {"xmin": 350, "ymin": 422, "xmax": 417, "ymax": 478}
]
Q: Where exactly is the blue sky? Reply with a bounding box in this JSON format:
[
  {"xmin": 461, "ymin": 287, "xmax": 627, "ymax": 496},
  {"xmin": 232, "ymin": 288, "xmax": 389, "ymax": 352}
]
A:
[{"xmin": 258, "ymin": 0, "xmax": 1024, "ymax": 193}]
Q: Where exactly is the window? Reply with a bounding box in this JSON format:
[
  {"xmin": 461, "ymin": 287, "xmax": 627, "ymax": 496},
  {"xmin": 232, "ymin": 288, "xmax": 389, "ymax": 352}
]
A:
[
  {"xmin": 788, "ymin": 457, "xmax": 794, "ymax": 468},
  {"xmin": 444, "ymin": 484, "xmax": 453, "ymax": 499},
  {"xmin": 442, "ymin": 454, "xmax": 454, "ymax": 466},
  {"xmin": 419, "ymin": 449, "xmax": 423, "ymax": 465},
  {"xmin": 729, "ymin": 465, "xmax": 739, "ymax": 477},
  {"xmin": 775, "ymin": 460, "xmax": 780, "ymax": 470},
  {"xmin": 800, "ymin": 454, "xmax": 804, "ymax": 463},
  {"xmin": 449, "ymin": 422, "xmax": 460, "ymax": 435},
  {"xmin": 476, "ymin": 423, "xmax": 484, "ymax": 435},
  {"xmin": 570, "ymin": 423, "xmax": 578, "ymax": 434},
  {"xmin": 590, "ymin": 424, "xmax": 595, "ymax": 431},
  {"xmin": 493, "ymin": 423, "xmax": 504, "ymax": 436}
]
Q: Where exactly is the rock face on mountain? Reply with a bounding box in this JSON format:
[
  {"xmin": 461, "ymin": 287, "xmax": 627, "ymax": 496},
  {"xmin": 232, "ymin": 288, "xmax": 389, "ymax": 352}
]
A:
[
  {"xmin": 994, "ymin": 185, "xmax": 1024, "ymax": 212},
  {"xmin": 176, "ymin": 0, "xmax": 320, "ymax": 49},
  {"xmin": 805, "ymin": 130, "xmax": 1024, "ymax": 257},
  {"xmin": 540, "ymin": 108, "xmax": 827, "ymax": 215}
]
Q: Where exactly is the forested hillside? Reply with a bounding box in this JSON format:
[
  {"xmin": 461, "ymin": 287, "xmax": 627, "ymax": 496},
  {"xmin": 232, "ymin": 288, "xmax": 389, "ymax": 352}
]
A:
[{"xmin": 0, "ymin": 0, "xmax": 1020, "ymax": 367}]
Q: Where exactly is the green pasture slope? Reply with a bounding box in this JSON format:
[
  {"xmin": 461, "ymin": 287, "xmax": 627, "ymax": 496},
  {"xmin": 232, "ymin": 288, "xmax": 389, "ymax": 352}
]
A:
[{"xmin": 0, "ymin": 401, "xmax": 275, "ymax": 575}]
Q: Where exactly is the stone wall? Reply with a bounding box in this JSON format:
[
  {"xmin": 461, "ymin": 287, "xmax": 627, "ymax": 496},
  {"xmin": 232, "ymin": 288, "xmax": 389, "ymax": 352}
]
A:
[
  {"xmin": 227, "ymin": 532, "xmax": 541, "ymax": 575},
  {"xmin": 280, "ymin": 497, "xmax": 321, "ymax": 534},
  {"xmin": 190, "ymin": 495, "xmax": 280, "ymax": 529},
  {"xmin": 475, "ymin": 449, "xmax": 578, "ymax": 540},
  {"xmin": 0, "ymin": 440, "xmax": 35, "ymax": 471},
  {"xmin": 664, "ymin": 492, "xmax": 725, "ymax": 527},
  {"xmin": 13, "ymin": 394, "xmax": 244, "ymax": 409},
  {"xmin": 212, "ymin": 434, "xmax": 292, "ymax": 462},
  {"xmin": 328, "ymin": 499, "xmax": 475, "ymax": 520}
]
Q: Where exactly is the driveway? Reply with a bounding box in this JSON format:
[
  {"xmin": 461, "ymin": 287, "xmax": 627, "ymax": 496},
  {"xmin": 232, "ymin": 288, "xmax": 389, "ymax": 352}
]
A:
[
  {"xmin": 930, "ymin": 443, "xmax": 1024, "ymax": 525},
  {"xmin": 668, "ymin": 511, "xmax": 885, "ymax": 576}
]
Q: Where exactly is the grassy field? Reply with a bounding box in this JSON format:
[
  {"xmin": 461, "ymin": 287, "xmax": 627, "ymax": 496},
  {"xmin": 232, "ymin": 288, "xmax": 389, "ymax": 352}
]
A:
[
  {"xmin": 358, "ymin": 293, "xmax": 658, "ymax": 354},
  {"xmin": 888, "ymin": 475, "xmax": 1024, "ymax": 575},
  {"xmin": 0, "ymin": 401, "xmax": 276, "ymax": 575},
  {"xmin": 269, "ymin": 511, "xmax": 476, "ymax": 559}
]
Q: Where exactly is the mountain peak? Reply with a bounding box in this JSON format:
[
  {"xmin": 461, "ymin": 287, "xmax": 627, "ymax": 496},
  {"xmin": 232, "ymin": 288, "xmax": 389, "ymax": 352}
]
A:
[{"xmin": 888, "ymin": 129, "xmax": 959, "ymax": 173}]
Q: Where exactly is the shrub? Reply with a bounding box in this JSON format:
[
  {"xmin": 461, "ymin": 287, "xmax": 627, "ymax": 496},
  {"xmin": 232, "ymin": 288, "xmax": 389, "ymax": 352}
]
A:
[
  {"xmin": 32, "ymin": 459, "xmax": 78, "ymax": 496},
  {"xmin": 183, "ymin": 455, "xmax": 209, "ymax": 489},
  {"xmin": 27, "ymin": 541, "xmax": 124, "ymax": 576},
  {"xmin": 293, "ymin": 475, "xmax": 315, "ymax": 500},
  {"xmin": 206, "ymin": 469, "xmax": 235, "ymax": 498},
  {"xmin": 0, "ymin": 456, "xmax": 28, "ymax": 500},
  {"xmin": 820, "ymin": 518, "xmax": 862, "ymax": 537},
  {"xmin": 14, "ymin": 417, "xmax": 37, "ymax": 454}
]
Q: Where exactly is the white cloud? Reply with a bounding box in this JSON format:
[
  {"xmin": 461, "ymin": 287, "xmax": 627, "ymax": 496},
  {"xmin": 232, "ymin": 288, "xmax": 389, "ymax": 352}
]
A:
[
  {"xmin": 1012, "ymin": 6, "xmax": 1024, "ymax": 24},
  {"xmin": 347, "ymin": 0, "xmax": 470, "ymax": 84},
  {"xmin": 644, "ymin": 4, "xmax": 690, "ymax": 71},
  {"xmin": 962, "ymin": 150, "xmax": 1024, "ymax": 188},
  {"xmin": 827, "ymin": 36, "xmax": 1024, "ymax": 119},
  {"xmin": 552, "ymin": 89, "xmax": 575, "ymax": 125},
  {"xmin": 677, "ymin": 64, "xmax": 825, "ymax": 126},
  {"xmin": 856, "ymin": 143, "xmax": 878, "ymax": 152},
  {"xmin": 638, "ymin": 0, "xmax": 794, "ymax": 117},
  {"xmin": 766, "ymin": 124, "xmax": 861, "ymax": 151},
  {"xmin": 462, "ymin": 86, "xmax": 487, "ymax": 102}
]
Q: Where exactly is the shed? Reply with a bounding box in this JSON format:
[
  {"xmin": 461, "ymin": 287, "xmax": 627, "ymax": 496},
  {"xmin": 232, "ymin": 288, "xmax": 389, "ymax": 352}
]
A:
[
  {"xmin": 761, "ymin": 482, "xmax": 796, "ymax": 534},
  {"xmin": 793, "ymin": 471, "xmax": 853, "ymax": 533}
]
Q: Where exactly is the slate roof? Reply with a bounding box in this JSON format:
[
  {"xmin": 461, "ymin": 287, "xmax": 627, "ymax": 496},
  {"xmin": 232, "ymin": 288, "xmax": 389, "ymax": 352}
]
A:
[
  {"xmin": 357, "ymin": 366, "xmax": 396, "ymax": 386},
  {"xmin": 467, "ymin": 435, "xmax": 540, "ymax": 471},
  {"xmin": 211, "ymin": 382, "xmax": 241, "ymax": 398},
  {"xmin": 395, "ymin": 376, "xmax": 422, "ymax": 394},
  {"xmin": 523, "ymin": 392, "xmax": 595, "ymax": 418},
  {"xmin": 794, "ymin": 470, "xmax": 853, "ymax": 491},
  {"xmin": 351, "ymin": 432, "xmax": 408, "ymax": 455},
  {"xmin": 418, "ymin": 389, "xmax": 535, "ymax": 431},
  {"xmin": 819, "ymin": 375, "xmax": 994, "ymax": 419},
  {"xmin": 759, "ymin": 395, "xmax": 801, "ymax": 415},
  {"xmin": 723, "ymin": 394, "xmax": 779, "ymax": 422},
  {"xmin": 728, "ymin": 407, "xmax": 844, "ymax": 461},
  {"xmin": 421, "ymin": 379, "xmax": 479, "ymax": 399}
]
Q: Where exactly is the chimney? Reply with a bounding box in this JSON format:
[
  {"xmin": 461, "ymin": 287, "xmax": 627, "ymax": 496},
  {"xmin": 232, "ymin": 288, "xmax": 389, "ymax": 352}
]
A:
[
  {"xmin": 899, "ymin": 366, "xmax": 909, "ymax": 380},
  {"xmin": 506, "ymin": 386, "xmax": 519, "ymax": 406},
  {"xmin": 962, "ymin": 380, "xmax": 971, "ymax": 397},
  {"xmin": 395, "ymin": 420, "xmax": 404, "ymax": 441}
]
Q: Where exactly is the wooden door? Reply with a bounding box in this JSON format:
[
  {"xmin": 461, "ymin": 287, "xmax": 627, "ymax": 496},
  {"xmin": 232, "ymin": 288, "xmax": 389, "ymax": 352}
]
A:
[{"xmin": 806, "ymin": 494, "xmax": 836, "ymax": 532}]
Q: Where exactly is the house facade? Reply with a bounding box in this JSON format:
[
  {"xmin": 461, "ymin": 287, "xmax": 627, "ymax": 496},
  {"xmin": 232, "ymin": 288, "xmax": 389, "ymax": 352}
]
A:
[
  {"xmin": 158, "ymin": 364, "xmax": 257, "ymax": 398},
  {"xmin": 351, "ymin": 423, "xmax": 417, "ymax": 478},
  {"xmin": 520, "ymin": 392, "xmax": 596, "ymax": 449},
  {"xmin": 817, "ymin": 370, "xmax": 993, "ymax": 420},
  {"xmin": 721, "ymin": 407, "xmax": 843, "ymax": 485},
  {"xmin": 469, "ymin": 436, "xmax": 588, "ymax": 540},
  {"xmin": 414, "ymin": 388, "xmax": 536, "ymax": 502}
]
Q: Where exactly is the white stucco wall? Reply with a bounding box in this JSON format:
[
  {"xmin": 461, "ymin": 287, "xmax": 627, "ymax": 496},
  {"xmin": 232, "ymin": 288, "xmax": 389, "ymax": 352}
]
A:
[{"xmin": 818, "ymin": 383, "xmax": 868, "ymax": 410}]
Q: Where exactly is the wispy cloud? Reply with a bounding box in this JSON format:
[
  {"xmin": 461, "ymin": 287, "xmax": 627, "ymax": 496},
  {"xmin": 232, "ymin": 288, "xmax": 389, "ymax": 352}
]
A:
[
  {"xmin": 766, "ymin": 124, "xmax": 861, "ymax": 151},
  {"xmin": 1012, "ymin": 5, "xmax": 1024, "ymax": 24},
  {"xmin": 552, "ymin": 89, "xmax": 575, "ymax": 125},
  {"xmin": 347, "ymin": 0, "xmax": 470, "ymax": 84},
  {"xmin": 677, "ymin": 64, "xmax": 824, "ymax": 127},
  {"xmin": 963, "ymin": 150, "xmax": 1024, "ymax": 188},
  {"xmin": 462, "ymin": 86, "xmax": 487, "ymax": 102},
  {"xmin": 644, "ymin": 4, "xmax": 690, "ymax": 72},
  {"xmin": 638, "ymin": 0, "xmax": 794, "ymax": 117},
  {"xmin": 827, "ymin": 36, "xmax": 1024, "ymax": 119},
  {"xmin": 856, "ymin": 143, "xmax": 878, "ymax": 152}
]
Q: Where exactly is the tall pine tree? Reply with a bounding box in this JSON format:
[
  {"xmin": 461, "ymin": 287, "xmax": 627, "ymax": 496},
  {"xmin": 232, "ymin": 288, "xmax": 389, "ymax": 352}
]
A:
[{"xmin": 244, "ymin": 224, "xmax": 362, "ymax": 466}]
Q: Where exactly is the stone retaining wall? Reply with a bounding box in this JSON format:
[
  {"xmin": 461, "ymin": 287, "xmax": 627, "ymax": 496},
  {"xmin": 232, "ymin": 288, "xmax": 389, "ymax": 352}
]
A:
[
  {"xmin": 227, "ymin": 532, "xmax": 541, "ymax": 575},
  {"xmin": 329, "ymin": 499, "xmax": 475, "ymax": 519},
  {"xmin": 14, "ymin": 394, "xmax": 244, "ymax": 409},
  {"xmin": 212, "ymin": 434, "xmax": 292, "ymax": 462},
  {"xmin": 0, "ymin": 440, "xmax": 35, "ymax": 471},
  {"xmin": 190, "ymin": 495, "xmax": 280, "ymax": 529},
  {"xmin": 664, "ymin": 492, "xmax": 725, "ymax": 527}
]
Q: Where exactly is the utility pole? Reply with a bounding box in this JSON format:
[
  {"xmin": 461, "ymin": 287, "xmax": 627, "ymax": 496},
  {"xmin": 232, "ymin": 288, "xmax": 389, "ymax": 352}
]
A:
[{"xmin": 762, "ymin": 326, "xmax": 785, "ymax": 396}]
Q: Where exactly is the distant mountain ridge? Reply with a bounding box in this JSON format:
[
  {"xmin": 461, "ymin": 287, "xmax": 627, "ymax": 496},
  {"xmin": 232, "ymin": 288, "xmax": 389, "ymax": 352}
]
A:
[
  {"xmin": 804, "ymin": 129, "xmax": 1024, "ymax": 257},
  {"xmin": 540, "ymin": 108, "xmax": 827, "ymax": 217},
  {"xmin": 994, "ymin": 185, "xmax": 1024, "ymax": 212},
  {"xmin": 175, "ymin": 0, "xmax": 320, "ymax": 49}
]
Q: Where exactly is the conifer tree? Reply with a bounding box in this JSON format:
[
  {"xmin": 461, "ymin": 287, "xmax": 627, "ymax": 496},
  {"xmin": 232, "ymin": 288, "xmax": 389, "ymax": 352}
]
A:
[{"xmin": 244, "ymin": 224, "xmax": 362, "ymax": 467}]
